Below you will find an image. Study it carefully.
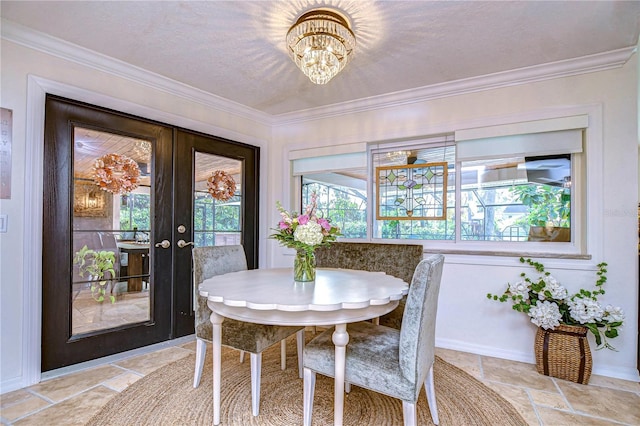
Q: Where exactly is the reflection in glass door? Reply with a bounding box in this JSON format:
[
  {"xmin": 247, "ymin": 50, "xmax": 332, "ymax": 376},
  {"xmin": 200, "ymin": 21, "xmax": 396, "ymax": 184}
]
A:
[
  {"xmin": 193, "ymin": 153, "xmax": 243, "ymax": 248},
  {"xmin": 71, "ymin": 127, "xmax": 152, "ymax": 335}
]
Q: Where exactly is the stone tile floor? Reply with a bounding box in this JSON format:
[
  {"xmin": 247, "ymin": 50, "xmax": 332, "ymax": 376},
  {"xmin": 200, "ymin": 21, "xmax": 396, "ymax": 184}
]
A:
[{"xmin": 1, "ymin": 336, "xmax": 639, "ymax": 425}]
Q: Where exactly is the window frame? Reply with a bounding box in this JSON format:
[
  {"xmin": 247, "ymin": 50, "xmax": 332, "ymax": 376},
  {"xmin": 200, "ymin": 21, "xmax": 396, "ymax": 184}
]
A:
[{"xmin": 289, "ymin": 107, "xmax": 601, "ymax": 260}]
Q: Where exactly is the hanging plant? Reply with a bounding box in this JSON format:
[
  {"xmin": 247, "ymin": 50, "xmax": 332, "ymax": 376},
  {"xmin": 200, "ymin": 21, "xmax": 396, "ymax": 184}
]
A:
[
  {"xmin": 92, "ymin": 153, "xmax": 141, "ymax": 194},
  {"xmin": 207, "ymin": 170, "xmax": 236, "ymax": 201}
]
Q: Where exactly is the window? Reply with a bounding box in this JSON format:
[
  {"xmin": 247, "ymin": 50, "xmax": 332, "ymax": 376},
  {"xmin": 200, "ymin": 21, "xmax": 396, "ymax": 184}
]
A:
[
  {"xmin": 119, "ymin": 191, "xmax": 151, "ymax": 239},
  {"xmin": 294, "ymin": 115, "xmax": 587, "ymax": 252},
  {"xmin": 302, "ymin": 176, "xmax": 367, "ymax": 238},
  {"xmin": 371, "ymin": 142, "xmax": 456, "ymax": 240},
  {"xmin": 193, "ymin": 191, "xmax": 242, "ymax": 246},
  {"xmin": 459, "ymin": 155, "xmax": 572, "ymax": 242},
  {"xmin": 292, "ymin": 143, "xmax": 368, "ymax": 239}
]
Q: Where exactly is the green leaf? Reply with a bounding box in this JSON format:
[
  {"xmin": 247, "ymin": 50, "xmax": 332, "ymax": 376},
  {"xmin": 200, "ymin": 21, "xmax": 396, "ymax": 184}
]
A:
[{"xmin": 585, "ymin": 323, "xmax": 602, "ymax": 346}]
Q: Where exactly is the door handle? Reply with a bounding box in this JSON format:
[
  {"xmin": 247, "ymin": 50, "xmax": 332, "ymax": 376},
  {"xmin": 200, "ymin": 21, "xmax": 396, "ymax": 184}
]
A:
[
  {"xmin": 177, "ymin": 239, "xmax": 194, "ymax": 248},
  {"xmin": 154, "ymin": 240, "xmax": 171, "ymax": 249}
]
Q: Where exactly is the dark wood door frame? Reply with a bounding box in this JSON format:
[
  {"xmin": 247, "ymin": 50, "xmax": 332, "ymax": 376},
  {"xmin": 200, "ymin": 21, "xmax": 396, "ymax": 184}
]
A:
[{"xmin": 42, "ymin": 95, "xmax": 260, "ymax": 371}]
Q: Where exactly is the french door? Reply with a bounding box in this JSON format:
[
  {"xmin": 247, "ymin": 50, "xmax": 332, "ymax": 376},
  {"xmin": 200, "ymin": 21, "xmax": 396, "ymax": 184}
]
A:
[{"xmin": 42, "ymin": 95, "xmax": 259, "ymax": 371}]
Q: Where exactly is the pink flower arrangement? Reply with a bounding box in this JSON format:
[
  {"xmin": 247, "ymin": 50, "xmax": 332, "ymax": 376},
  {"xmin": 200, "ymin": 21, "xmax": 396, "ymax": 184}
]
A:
[{"xmin": 271, "ymin": 193, "xmax": 341, "ymax": 252}]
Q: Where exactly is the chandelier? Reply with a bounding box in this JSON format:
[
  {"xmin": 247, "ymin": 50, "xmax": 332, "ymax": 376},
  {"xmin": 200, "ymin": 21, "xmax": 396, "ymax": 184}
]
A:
[{"xmin": 286, "ymin": 9, "xmax": 356, "ymax": 84}]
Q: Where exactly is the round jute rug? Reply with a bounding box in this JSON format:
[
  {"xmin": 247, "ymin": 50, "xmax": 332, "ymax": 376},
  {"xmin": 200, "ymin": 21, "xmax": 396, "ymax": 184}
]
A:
[{"xmin": 87, "ymin": 339, "xmax": 527, "ymax": 426}]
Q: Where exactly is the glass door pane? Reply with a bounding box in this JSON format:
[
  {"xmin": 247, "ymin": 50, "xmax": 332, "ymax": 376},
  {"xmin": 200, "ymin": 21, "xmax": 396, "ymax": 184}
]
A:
[
  {"xmin": 193, "ymin": 153, "xmax": 243, "ymax": 247},
  {"xmin": 71, "ymin": 127, "xmax": 152, "ymax": 335}
]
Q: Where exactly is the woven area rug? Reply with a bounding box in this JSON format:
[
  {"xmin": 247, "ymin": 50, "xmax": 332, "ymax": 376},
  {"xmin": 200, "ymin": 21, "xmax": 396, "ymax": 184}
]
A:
[{"xmin": 87, "ymin": 339, "xmax": 527, "ymax": 426}]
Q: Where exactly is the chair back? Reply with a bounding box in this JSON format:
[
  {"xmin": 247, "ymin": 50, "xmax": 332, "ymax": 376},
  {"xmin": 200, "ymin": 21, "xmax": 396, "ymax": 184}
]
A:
[
  {"xmin": 315, "ymin": 242, "xmax": 424, "ymax": 328},
  {"xmin": 315, "ymin": 242, "xmax": 423, "ymax": 284},
  {"xmin": 193, "ymin": 245, "xmax": 248, "ymax": 283},
  {"xmin": 192, "ymin": 245, "xmax": 248, "ymax": 339},
  {"xmin": 398, "ymin": 254, "xmax": 444, "ymax": 397}
]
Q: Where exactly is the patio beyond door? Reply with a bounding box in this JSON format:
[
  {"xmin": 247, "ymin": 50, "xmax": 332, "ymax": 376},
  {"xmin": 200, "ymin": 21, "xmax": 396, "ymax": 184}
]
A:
[{"xmin": 42, "ymin": 95, "xmax": 259, "ymax": 371}]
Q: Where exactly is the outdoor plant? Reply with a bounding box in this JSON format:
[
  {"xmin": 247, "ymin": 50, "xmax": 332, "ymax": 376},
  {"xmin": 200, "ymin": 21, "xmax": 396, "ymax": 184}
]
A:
[
  {"xmin": 511, "ymin": 185, "xmax": 570, "ymax": 227},
  {"xmin": 487, "ymin": 257, "xmax": 624, "ymax": 350},
  {"xmin": 73, "ymin": 245, "xmax": 117, "ymax": 303}
]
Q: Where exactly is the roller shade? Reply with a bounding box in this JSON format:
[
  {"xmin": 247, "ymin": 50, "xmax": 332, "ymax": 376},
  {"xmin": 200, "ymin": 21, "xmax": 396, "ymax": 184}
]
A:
[
  {"xmin": 289, "ymin": 142, "xmax": 367, "ymax": 176},
  {"xmin": 455, "ymin": 115, "xmax": 586, "ymax": 161}
]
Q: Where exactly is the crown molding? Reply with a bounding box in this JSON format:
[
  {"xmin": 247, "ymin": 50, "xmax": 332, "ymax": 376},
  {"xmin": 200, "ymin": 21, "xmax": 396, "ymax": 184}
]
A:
[
  {"xmin": 1, "ymin": 19, "xmax": 274, "ymax": 126},
  {"xmin": 273, "ymin": 46, "xmax": 636, "ymax": 125},
  {"xmin": 3, "ymin": 18, "xmax": 635, "ymax": 129}
]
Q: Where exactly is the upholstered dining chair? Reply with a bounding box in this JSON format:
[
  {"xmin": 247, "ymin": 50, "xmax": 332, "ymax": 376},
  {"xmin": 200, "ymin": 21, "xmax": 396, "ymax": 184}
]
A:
[
  {"xmin": 315, "ymin": 242, "xmax": 424, "ymax": 329},
  {"xmin": 302, "ymin": 254, "xmax": 445, "ymax": 426},
  {"xmin": 192, "ymin": 245, "xmax": 305, "ymax": 416}
]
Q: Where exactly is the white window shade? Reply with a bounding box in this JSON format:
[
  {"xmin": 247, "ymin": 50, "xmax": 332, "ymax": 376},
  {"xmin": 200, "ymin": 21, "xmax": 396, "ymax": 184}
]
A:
[
  {"xmin": 289, "ymin": 143, "xmax": 367, "ymax": 176},
  {"xmin": 455, "ymin": 115, "xmax": 586, "ymax": 161}
]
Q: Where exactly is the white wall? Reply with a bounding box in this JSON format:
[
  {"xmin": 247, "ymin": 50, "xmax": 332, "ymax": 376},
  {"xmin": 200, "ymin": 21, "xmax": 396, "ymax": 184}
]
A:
[
  {"xmin": 270, "ymin": 58, "xmax": 640, "ymax": 381},
  {"xmin": 1, "ymin": 34, "xmax": 639, "ymax": 393}
]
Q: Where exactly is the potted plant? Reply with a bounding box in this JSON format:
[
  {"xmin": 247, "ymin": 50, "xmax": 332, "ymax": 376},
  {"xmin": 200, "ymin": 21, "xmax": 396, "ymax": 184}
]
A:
[
  {"xmin": 487, "ymin": 257, "xmax": 625, "ymax": 384},
  {"xmin": 511, "ymin": 185, "xmax": 571, "ymax": 241},
  {"xmin": 73, "ymin": 245, "xmax": 117, "ymax": 303}
]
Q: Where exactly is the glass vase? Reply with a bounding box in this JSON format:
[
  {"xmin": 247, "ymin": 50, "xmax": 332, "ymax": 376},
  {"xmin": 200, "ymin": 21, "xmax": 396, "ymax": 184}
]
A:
[{"xmin": 294, "ymin": 249, "xmax": 316, "ymax": 282}]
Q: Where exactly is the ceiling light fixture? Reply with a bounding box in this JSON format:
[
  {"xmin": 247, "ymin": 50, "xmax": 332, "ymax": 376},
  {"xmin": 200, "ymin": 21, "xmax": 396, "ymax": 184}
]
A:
[{"xmin": 286, "ymin": 9, "xmax": 356, "ymax": 85}]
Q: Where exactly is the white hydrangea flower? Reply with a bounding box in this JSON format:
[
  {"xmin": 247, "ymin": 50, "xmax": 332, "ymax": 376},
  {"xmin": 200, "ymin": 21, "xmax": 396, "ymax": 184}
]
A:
[
  {"xmin": 528, "ymin": 300, "xmax": 562, "ymax": 329},
  {"xmin": 293, "ymin": 221, "xmax": 324, "ymax": 246},
  {"xmin": 568, "ymin": 298, "xmax": 604, "ymax": 324},
  {"xmin": 536, "ymin": 275, "xmax": 568, "ymax": 301},
  {"xmin": 603, "ymin": 305, "xmax": 625, "ymax": 323},
  {"xmin": 508, "ymin": 280, "xmax": 530, "ymax": 299}
]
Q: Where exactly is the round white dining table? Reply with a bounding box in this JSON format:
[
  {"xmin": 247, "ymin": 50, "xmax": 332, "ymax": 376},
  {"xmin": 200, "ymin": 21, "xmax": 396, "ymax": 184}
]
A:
[{"xmin": 199, "ymin": 267, "xmax": 409, "ymax": 426}]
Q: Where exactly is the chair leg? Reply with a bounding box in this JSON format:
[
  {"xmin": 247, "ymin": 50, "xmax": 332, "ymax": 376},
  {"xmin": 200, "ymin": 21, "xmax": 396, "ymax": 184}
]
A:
[
  {"xmin": 281, "ymin": 339, "xmax": 287, "ymax": 370},
  {"xmin": 296, "ymin": 329, "xmax": 305, "ymax": 379},
  {"xmin": 193, "ymin": 338, "xmax": 207, "ymax": 388},
  {"xmin": 303, "ymin": 367, "xmax": 316, "ymax": 426},
  {"xmin": 345, "ymin": 382, "xmax": 351, "ymax": 393},
  {"xmin": 239, "ymin": 350, "xmax": 245, "ymax": 363},
  {"xmin": 425, "ymin": 364, "xmax": 439, "ymax": 425},
  {"xmin": 250, "ymin": 353, "xmax": 262, "ymax": 416},
  {"xmin": 401, "ymin": 400, "xmax": 417, "ymax": 426}
]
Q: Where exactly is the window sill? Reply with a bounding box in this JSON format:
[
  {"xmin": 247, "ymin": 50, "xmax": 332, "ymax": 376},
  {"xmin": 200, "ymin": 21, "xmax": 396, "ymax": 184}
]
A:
[{"xmin": 425, "ymin": 248, "xmax": 591, "ymax": 260}]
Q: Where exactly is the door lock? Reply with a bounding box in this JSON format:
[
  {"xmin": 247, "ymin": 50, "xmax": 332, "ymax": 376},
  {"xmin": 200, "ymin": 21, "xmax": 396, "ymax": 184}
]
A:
[
  {"xmin": 177, "ymin": 225, "xmax": 186, "ymax": 234},
  {"xmin": 154, "ymin": 240, "xmax": 171, "ymax": 249},
  {"xmin": 177, "ymin": 239, "xmax": 194, "ymax": 248}
]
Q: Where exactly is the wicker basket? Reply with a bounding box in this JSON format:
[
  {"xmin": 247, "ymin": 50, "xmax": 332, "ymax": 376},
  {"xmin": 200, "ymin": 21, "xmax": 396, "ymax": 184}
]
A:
[{"xmin": 534, "ymin": 324, "xmax": 592, "ymax": 384}]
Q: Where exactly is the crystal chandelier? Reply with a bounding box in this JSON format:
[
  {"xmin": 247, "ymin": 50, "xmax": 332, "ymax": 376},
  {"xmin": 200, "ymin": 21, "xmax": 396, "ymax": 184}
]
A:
[{"xmin": 286, "ymin": 9, "xmax": 356, "ymax": 85}]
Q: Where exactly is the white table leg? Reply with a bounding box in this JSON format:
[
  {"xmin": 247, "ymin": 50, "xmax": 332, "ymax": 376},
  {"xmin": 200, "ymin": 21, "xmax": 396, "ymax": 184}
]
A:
[
  {"xmin": 332, "ymin": 323, "xmax": 349, "ymax": 426},
  {"xmin": 210, "ymin": 311, "xmax": 224, "ymax": 426}
]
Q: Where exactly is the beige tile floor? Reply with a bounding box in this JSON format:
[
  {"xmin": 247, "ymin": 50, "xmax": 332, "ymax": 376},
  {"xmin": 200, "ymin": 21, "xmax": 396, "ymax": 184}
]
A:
[{"xmin": 1, "ymin": 336, "xmax": 639, "ymax": 425}]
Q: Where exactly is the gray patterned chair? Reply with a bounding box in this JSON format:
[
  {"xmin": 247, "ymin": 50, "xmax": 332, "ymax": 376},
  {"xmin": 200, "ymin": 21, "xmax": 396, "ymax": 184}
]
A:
[
  {"xmin": 315, "ymin": 242, "xmax": 424, "ymax": 329},
  {"xmin": 302, "ymin": 254, "xmax": 445, "ymax": 426},
  {"xmin": 192, "ymin": 245, "xmax": 305, "ymax": 416}
]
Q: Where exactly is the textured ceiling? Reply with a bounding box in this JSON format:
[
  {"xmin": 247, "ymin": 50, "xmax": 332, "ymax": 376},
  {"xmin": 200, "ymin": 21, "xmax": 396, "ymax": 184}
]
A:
[{"xmin": 2, "ymin": 1, "xmax": 639, "ymax": 116}]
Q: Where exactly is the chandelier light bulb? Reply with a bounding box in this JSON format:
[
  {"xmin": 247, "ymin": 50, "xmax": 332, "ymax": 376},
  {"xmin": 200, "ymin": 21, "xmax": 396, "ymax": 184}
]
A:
[{"xmin": 286, "ymin": 9, "xmax": 356, "ymax": 85}]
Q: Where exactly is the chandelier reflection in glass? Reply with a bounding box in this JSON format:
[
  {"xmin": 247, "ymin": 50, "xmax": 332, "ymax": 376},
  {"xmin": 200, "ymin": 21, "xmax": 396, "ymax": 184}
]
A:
[{"xmin": 286, "ymin": 9, "xmax": 356, "ymax": 84}]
